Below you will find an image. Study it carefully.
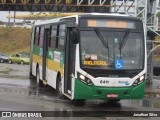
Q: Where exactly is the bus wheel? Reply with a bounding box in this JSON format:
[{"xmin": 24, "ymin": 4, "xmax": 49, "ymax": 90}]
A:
[
  {"xmin": 72, "ymin": 99, "xmax": 86, "ymax": 106},
  {"xmin": 57, "ymin": 77, "xmax": 65, "ymax": 99},
  {"xmin": 36, "ymin": 68, "xmax": 43, "ymax": 88}
]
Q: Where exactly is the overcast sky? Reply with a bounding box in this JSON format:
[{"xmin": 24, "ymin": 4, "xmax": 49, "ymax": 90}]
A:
[
  {"xmin": 0, "ymin": 11, "xmax": 29, "ymax": 22},
  {"xmin": 0, "ymin": 11, "xmax": 9, "ymax": 22}
]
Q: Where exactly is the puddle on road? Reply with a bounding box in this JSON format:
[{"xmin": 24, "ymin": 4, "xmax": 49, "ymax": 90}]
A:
[
  {"xmin": 0, "ymin": 80, "xmax": 160, "ymax": 120},
  {"xmin": 145, "ymin": 93, "xmax": 160, "ymax": 99},
  {"xmin": 0, "ymin": 74, "xmax": 29, "ymax": 79},
  {"xmin": 1, "ymin": 79, "xmax": 160, "ymax": 109},
  {"xmin": 0, "ymin": 76, "xmax": 160, "ymax": 110},
  {"xmin": 0, "ymin": 78, "xmax": 69, "ymax": 104},
  {"xmin": 0, "ymin": 67, "xmax": 15, "ymax": 74},
  {"xmin": 0, "ymin": 78, "xmax": 122, "ymax": 110},
  {"xmin": 0, "ymin": 63, "xmax": 29, "ymax": 78},
  {"xmin": 125, "ymin": 98, "xmax": 160, "ymax": 109},
  {"xmin": 0, "ymin": 78, "xmax": 30, "ymax": 87}
]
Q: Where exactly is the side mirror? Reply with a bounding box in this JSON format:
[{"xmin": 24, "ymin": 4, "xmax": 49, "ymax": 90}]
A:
[{"xmin": 71, "ymin": 28, "xmax": 79, "ymax": 44}]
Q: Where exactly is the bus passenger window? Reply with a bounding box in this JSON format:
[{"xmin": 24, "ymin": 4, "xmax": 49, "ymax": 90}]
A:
[
  {"xmin": 49, "ymin": 25, "xmax": 57, "ymax": 49},
  {"xmin": 57, "ymin": 24, "xmax": 66, "ymax": 50},
  {"xmin": 39, "ymin": 27, "xmax": 44, "ymax": 47},
  {"xmin": 34, "ymin": 27, "xmax": 41, "ymax": 46}
]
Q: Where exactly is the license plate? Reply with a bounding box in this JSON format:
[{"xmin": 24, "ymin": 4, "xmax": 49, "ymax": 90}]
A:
[{"xmin": 107, "ymin": 94, "xmax": 118, "ymax": 98}]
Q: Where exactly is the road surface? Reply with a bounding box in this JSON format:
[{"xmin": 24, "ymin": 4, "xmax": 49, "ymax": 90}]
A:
[{"xmin": 0, "ymin": 63, "xmax": 159, "ymax": 120}]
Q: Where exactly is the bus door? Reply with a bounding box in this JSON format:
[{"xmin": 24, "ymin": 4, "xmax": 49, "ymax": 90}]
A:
[
  {"xmin": 42, "ymin": 28, "xmax": 49, "ymax": 81},
  {"xmin": 64, "ymin": 28, "xmax": 76, "ymax": 96}
]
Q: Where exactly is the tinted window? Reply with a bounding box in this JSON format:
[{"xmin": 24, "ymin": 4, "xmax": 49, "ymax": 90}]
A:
[
  {"xmin": 80, "ymin": 30, "xmax": 144, "ymax": 70},
  {"xmin": 58, "ymin": 24, "xmax": 66, "ymax": 50},
  {"xmin": 11, "ymin": 54, "xmax": 15, "ymax": 57},
  {"xmin": 49, "ymin": 25, "xmax": 57, "ymax": 48},
  {"xmin": 1, "ymin": 54, "xmax": 8, "ymax": 57},
  {"xmin": 34, "ymin": 27, "xmax": 41, "ymax": 46},
  {"xmin": 21, "ymin": 54, "xmax": 28, "ymax": 58},
  {"xmin": 16, "ymin": 54, "xmax": 20, "ymax": 57},
  {"xmin": 39, "ymin": 27, "xmax": 45, "ymax": 47}
]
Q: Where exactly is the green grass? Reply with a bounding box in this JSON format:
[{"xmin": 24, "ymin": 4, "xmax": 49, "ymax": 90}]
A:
[{"xmin": 0, "ymin": 27, "xmax": 31, "ymax": 54}]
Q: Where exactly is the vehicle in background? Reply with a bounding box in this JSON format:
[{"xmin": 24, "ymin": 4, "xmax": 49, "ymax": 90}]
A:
[
  {"xmin": 0, "ymin": 53, "xmax": 9, "ymax": 63},
  {"xmin": 9, "ymin": 53, "xmax": 30, "ymax": 65}
]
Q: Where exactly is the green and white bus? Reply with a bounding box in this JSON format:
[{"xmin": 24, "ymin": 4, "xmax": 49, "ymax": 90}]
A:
[{"xmin": 30, "ymin": 13, "xmax": 147, "ymax": 103}]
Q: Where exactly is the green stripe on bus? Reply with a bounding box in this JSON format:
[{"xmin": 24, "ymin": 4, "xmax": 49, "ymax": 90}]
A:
[
  {"xmin": 33, "ymin": 47, "xmax": 64, "ymax": 62},
  {"xmin": 74, "ymin": 79, "xmax": 146, "ymax": 100},
  {"xmin": 33, "ymin": 46, "xmax": 41, "ymax": 56}
]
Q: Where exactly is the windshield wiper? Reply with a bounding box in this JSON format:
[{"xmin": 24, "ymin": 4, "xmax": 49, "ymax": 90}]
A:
[
  {"xmin": 119, "ymin": 29, "xmax": 130, "ymax": 49},
  {"xmin": 94, "ymin": 28, "xmax": 109, "ymax": 49},
  {"xmin": 94, "ymin": 28, "xmax": 110, "ymax": 57}
]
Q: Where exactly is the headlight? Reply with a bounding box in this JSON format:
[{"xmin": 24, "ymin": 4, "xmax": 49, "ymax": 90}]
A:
[
  {"xmin": 140, "ymin": 75, "xmax": 144, "ymax": 81},
  {"xmin": 79, "ymin": 74, "xmax": 85, "ymax": 80},
  {"xmin": 77, "ymin": 73, "xmax": 94, "ymax": 85},
  {"xmin": 132, "ymin": 75, "xmax": 145, "ymax": 86}
]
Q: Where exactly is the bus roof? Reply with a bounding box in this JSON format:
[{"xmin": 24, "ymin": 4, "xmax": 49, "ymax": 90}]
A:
[{"xmin": 34, "ymin": 13, "xmax": 139, "ymax": 26}]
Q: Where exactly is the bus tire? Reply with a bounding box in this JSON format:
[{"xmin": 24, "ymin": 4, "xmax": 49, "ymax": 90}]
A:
[
  {"xmin": 36, "ymin": 67, "xmax": 43, "ymax": 88},
  {"xmin": 72, "ymin": 99, "xmax": 86, "ymax": 106},
  {"xmin": 57, "ymin": 76, "xmax": 65, "ymax": 99}
]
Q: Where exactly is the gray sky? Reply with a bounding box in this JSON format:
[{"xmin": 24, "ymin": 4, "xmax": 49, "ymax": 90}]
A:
[
  {"xmin": 0, "ymin": 11, "xmax": 28, "ymax": 22},
  {"xmin": 0, "ymin": 11, "xmax": 9, "ymax": 22}
]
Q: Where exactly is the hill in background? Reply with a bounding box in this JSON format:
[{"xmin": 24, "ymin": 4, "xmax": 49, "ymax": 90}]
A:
[{"xmin": 0, "ymin": 27, "xmax": 31, "ymax": 54}]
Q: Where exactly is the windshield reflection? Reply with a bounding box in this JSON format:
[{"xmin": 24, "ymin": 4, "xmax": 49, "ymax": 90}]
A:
[{"xmin": 80, "ymin": 29, "xmax": 144, "ymax": 70}]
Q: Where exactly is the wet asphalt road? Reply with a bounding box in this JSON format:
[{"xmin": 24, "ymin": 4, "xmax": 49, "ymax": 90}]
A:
[{"xmin": 0, "ymin": 63, "xmax": 160, "ymax": 120}]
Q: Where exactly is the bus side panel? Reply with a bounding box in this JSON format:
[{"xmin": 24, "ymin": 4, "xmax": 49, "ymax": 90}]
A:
[
  {"xmin": 32, "ymin": 46, "xmax": 42, "ymax": 77},
  {"xmin": 47, "ymin": 68, "xmax": 57, "ymax": 89},
  {"xmin": 46, "ymin": 49, "xmax": 64, "ymax": 89},
  {"xmin": 73, "ymin": 78, "xmax": 146, "ymax": 100}
]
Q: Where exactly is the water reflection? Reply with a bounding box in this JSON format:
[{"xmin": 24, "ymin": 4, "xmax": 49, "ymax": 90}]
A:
[
  {"xmin": 29, "ymin": 78, "xmax": 59, "ymax": 100},
  {"xmin": 127, "ymin": 98, "xmax": 160, "ymax": 109},
  {"xmin": 29, "ymin": 77, "xmax": 160, "ymax": 109},
  {"xmin": 1, "ymin": 77, "xmax": 160, "ymax": 110},
  {"xmin": 98, "ymin": 101, "xmax": 122, "ymax": 108}
]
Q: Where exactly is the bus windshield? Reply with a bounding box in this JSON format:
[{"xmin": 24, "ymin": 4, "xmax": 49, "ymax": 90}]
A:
[{"xmin": 80, "ymin": 29, "xmax": 144, "ymax": 70}]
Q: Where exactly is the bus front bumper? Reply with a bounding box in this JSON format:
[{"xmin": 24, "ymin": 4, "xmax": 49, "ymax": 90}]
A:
[{"xmin": 73, "ymin": 79, "xmax": 146, "ymax": 100}]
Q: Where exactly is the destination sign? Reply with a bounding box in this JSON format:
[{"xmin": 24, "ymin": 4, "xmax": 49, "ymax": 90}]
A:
[
  {"xmin": 87, "ymin": 19, "xmax": 135, "ymax": 29},
  {"xmin": 83, "ymin": 60, "xmax": 107, "ymax": 66}
]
